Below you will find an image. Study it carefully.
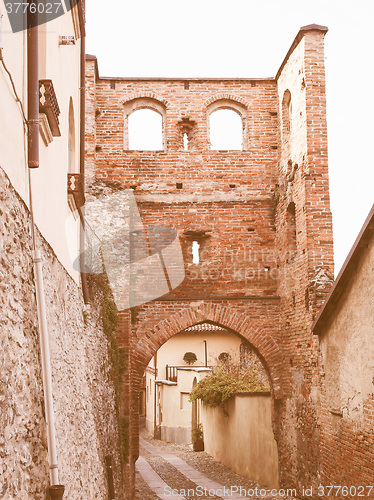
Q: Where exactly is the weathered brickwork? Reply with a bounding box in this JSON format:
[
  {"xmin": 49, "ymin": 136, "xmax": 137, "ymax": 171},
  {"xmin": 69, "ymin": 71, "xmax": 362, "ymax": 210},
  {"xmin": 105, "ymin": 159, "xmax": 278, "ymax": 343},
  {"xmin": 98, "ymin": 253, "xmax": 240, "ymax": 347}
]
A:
[
  {"xmin": 86, "ymin": 25, "xmax": 334, "ymax": 498},
  {"xmin": 274, "ymin": 28, "xmax": 334, "ymax": 493},
  {"xmin": 0, "ymin": 167, "xmax": 125, "ymax": 499},
  {"xmin": 318, "ymin": 395, "xmax": 374, "ymax": 498}
]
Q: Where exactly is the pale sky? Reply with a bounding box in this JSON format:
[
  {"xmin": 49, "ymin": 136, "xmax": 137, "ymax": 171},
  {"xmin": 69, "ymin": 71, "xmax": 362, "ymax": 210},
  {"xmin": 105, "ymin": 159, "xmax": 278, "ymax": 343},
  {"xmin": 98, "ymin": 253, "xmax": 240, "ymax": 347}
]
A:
[{"xmin": 86, "ymin": 0, "xmax": 374, "ymax": 276}]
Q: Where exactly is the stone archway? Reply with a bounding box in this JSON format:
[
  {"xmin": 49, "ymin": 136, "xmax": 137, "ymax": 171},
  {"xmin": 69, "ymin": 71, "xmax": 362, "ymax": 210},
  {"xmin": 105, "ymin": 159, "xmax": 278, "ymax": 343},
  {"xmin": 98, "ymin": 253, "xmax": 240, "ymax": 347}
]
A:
[
  {"xmin": 133, "ymin": 302, "xmax": 284, "ymax": 398},
  {"xmin": 125, "ymin": 302, "xmax": 285, "ymax": 497}
]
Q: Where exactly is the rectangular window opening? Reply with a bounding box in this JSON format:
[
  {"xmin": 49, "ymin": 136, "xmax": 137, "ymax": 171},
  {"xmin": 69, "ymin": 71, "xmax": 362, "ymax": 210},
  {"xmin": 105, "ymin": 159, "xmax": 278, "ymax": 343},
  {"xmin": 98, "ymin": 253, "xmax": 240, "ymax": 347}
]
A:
[
  {"xmin": 180, "ymin": 392, "xmax": 190, "ymax": 409},
  {"xmin": 192, "ymin": 240, "xmax": 200, "ymax": 264}
]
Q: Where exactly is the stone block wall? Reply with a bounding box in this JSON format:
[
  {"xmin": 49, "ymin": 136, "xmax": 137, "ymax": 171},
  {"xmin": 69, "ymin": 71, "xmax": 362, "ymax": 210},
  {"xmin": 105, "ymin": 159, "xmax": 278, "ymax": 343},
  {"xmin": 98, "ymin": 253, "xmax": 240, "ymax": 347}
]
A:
[{"xmin": 0, "ymin": 167, "xmax": 124, "ymax": 499}]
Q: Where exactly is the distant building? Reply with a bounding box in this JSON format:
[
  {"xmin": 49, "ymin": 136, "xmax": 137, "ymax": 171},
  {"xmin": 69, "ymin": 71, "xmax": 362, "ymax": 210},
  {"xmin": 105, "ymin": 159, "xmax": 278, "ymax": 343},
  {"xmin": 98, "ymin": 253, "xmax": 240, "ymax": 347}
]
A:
[{"xmin": 143, "ymin": 322, "xmax": 269, "ymax": 444}]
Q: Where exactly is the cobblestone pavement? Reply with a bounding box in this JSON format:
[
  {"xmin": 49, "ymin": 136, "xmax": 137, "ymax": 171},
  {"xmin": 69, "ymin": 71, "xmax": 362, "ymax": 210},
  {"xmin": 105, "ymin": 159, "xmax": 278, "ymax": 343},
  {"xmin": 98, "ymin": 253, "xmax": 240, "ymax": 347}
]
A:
[{"xmin": 135, "ymin": 430, "xmax": 299, "ymax": 500}]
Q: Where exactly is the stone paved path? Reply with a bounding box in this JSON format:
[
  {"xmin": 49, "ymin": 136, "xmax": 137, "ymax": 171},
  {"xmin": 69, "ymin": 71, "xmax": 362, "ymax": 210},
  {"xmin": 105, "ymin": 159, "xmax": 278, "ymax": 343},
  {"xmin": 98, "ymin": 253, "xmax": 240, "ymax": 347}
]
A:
[{"xmin": 135, "ymin": 430, "xmax": 299, "ymax": 500}]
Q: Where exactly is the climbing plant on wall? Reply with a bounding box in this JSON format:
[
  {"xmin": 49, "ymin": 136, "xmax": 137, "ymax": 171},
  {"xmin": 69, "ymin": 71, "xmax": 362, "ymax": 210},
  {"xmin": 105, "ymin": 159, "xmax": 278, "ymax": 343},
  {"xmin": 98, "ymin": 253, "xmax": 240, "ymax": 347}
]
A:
[{"xmin": 189, "ymin": 361, "xmax": 269, "ymax": 410}]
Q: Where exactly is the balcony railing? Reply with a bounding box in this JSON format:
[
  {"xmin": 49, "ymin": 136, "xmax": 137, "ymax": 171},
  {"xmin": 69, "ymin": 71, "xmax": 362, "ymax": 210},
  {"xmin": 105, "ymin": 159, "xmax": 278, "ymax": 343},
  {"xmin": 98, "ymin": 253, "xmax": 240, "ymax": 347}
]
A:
[
  {"xmin": 165, "ymin": 364, "xmax": 212, "ymax": 383},
  {"xmin": 165, "ymin": 365, "xmax": 178, "ymax": 382},
  {"xmin": 39, "ymin": 79, "xmax": 61, "ymax": 137}
]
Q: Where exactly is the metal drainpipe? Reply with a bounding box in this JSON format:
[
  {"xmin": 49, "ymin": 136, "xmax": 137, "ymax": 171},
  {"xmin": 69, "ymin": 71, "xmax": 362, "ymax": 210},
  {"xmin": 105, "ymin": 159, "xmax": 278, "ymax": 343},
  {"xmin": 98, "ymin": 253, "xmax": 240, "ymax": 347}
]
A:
[
  {"xmin": 27, "ymin": 8, "xmax": 39, "ymax": 168},
  {"xmin": 153, "ymin": 353, "xmax": 157, "ymax": 438},
  {"xmin": 79, "ymin": 0, "xmax": 89, "ymax": 303},
  {"xmin": 27, "ymin": 3, "xmax": 63, "ymax": 495}
]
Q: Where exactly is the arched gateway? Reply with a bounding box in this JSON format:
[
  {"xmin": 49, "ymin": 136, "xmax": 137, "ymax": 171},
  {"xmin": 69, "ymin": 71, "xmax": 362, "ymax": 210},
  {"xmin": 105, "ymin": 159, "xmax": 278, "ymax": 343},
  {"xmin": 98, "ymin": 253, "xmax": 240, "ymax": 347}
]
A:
[
  {"xmin": 123, "ymin": 303, "xmax": 285, "ymax": 497},
  {"xmin": 133, "ymin": 303, "xmax": 283, "ymax": 398},
  {"xmin": 86, "ymin": 25, "xmax": 334, "ymax": 498}
]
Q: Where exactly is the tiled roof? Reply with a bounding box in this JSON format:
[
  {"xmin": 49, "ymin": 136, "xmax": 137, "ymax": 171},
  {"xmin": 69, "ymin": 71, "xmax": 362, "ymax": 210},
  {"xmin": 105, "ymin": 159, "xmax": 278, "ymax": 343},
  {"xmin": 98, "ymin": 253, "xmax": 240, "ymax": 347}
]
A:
[
  {"xmin": 313, "ymin": 203, "xmax": 374, "ymax": 335},
  {"xmin": 183, "ymin": 322, "xmax": 228, "ymax": 332}
]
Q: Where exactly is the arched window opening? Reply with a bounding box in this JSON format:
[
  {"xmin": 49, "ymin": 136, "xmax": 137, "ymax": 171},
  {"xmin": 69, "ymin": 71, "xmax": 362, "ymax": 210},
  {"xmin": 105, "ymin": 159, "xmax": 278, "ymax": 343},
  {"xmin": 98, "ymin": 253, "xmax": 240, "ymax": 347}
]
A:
[
  {"xmin": 183, "ymin": 133, "xmax": 189, "ymax": 151},
  {"xmin": 282, "ymin": 90, "xmax": 292, "ymax": 141},
  {"xmin": 128, "ymin": 109, "xmax": 163, "ymax": 151},
  {"xmin": 286, "ymin": 202, "xmax": 297, "ymax": 251},
  {"xmin": 68, "ymin": 98, "xmax": 77, "ymax": 173},
  {"xmin": 124, "ymin": 97, "xmax": 166, "ymax": 151},
  {"xmin": 209, "ymin": 109, "xmax": 243, "ymax": 150}
]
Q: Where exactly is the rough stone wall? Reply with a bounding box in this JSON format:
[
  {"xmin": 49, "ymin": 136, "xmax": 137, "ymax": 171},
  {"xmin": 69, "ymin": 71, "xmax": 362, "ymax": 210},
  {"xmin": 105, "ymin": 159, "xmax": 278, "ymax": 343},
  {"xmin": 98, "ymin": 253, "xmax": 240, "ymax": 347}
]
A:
[
  {"xmin": 85, "ymin": 26, "xmax": 334, "ymax": 497},
  {"xmin": 274, "ymin": 27, "xmax": 334, "ymax": 493},
  {"xmin": 0, "ymin": 167, "xmax": 124, "ymax": 499},
  {"xmin": 318, "ymin": 231, "xmax": 374, "ymax": 496}
]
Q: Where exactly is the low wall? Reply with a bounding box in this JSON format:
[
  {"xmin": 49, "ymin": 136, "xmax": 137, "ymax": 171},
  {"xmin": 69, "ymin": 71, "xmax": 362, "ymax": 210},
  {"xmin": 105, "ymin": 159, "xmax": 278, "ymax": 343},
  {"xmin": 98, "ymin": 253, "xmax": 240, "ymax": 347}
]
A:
[
  {"xmin": 202, "ymin": 393, "xmax": 279, "ymax": 489},
  {"xmin": 161, "ymin": 425, "xmax": 191, "ymax": 444}
]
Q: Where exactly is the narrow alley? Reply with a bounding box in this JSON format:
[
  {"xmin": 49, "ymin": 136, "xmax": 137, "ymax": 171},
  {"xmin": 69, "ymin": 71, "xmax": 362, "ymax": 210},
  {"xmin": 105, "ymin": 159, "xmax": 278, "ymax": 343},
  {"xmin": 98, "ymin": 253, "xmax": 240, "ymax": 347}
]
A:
[{"xmin": 135, "ymin": 432, "xmax": 299, "ymax": 500}]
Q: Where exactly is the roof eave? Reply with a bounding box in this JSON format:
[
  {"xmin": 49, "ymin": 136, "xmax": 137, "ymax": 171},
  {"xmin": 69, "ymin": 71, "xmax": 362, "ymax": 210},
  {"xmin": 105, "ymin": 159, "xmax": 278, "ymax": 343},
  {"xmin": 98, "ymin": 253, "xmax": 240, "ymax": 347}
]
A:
[{"xmin": 312, "ymin": 204, "xmax": 374, "ymax": 335}]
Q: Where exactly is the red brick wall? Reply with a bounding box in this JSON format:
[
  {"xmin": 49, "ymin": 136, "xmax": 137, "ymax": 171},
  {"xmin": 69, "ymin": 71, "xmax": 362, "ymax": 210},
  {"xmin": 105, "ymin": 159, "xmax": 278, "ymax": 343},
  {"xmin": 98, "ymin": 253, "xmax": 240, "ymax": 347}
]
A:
[
  {"xmin": 319, "ymin": 394, "xmax": 374, "ymax": 498},
  {"xmin": 274, "ymin": 27, "xmax": 334, "ymax": 494},
  {"xmin": 85, "ymin": 26, "xmax": 334, "ymax": 498}
]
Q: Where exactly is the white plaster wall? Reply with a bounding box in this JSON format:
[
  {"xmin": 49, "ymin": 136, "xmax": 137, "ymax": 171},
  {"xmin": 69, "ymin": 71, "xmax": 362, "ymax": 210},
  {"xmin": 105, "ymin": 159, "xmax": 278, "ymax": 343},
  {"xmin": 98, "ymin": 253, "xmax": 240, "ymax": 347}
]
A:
[
  {"xmin": 145, "ymin": 368, "xmax": 209, "ymax": 443},
  {"xmin": 155, "ymin": 329, "xmax": 243, "ymax": 379},
  {"xmin": 144, "ymin": 328, "xmax": 270, "ymax": 443},
  {"xmin": 144, "ymin": 329, "xmax": 243, "ymax": 439},
  {"xmin": 145, "ymin": 369, "xmax": 155, "ymax": 435},
  {"xmin": 32, "ymin": 12, "xmax": 82, "ymax": 282},
  {"xmin": 0, "ymin": 17, "xmax": 28, "ymax": 201},
  {"xmin": 161, "ymin": 370, "xmax": 208, "ymax": 428},
  {"xmin": 202, "ymin": 394, "xmax": 279, "ymax": 489},
  {"xmin": 320, "ymin": 234, "xmax": 374, "ymax": 424},
  {"xmin": 0, "ymin": 9, "xmax": 82, "ymax": 281}
]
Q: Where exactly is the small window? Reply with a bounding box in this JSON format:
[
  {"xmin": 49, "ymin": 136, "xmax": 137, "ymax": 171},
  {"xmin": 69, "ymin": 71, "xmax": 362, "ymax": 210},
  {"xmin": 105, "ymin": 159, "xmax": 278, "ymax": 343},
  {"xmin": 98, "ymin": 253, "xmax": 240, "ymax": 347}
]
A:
[
  {"xmin": 209, "ymin": 109, "xmax": 243, "ymax": 150},
  {"xmin": 128, "ymin": 109, "xmax": 163, "ymax": 150},
  {"xmin": 178, "ymin": 117, "xmax": 197, "ymax": 151},
  {"xmin": 184, "ymin": 230, "xmax": 211, "ymax": 264},
  {"xmin": 192, "ymin": 240, "xmax": 200, "ymax": 264}
]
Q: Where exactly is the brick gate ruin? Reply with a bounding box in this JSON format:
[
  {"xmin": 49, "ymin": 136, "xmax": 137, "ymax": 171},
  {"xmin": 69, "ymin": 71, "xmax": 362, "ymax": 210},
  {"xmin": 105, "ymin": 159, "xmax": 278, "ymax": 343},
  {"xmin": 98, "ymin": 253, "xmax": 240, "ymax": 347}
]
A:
[{"xmin": 85, "ymin": 24, "xmax": 334, "ymax": 497}]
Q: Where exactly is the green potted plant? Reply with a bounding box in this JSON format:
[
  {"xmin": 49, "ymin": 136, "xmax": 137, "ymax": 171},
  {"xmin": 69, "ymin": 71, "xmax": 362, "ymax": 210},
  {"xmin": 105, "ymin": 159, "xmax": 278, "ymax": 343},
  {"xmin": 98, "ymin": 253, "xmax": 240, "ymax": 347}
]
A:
[
  {"xmin": 183, "ymin": 351, "xmax": 197, "ymax": 365},
  {"xmin": 191, "ymin": 422, "xmax": 204, "ymax": 451}
]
